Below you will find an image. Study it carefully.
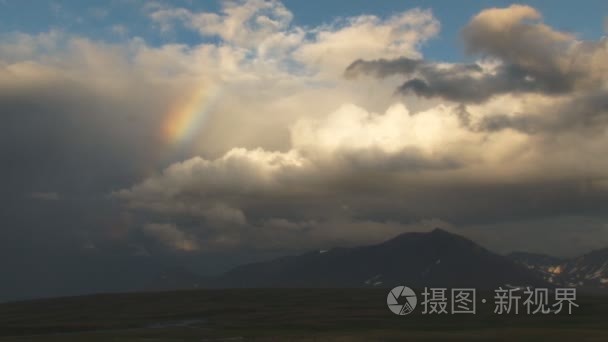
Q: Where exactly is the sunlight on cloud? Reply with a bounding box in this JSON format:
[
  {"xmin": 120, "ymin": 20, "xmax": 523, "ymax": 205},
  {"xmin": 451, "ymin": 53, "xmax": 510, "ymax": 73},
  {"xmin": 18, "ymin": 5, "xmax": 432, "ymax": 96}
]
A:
[{"xmin": 3, "ymin": 1, "xmax": 608, "ymax": 252}]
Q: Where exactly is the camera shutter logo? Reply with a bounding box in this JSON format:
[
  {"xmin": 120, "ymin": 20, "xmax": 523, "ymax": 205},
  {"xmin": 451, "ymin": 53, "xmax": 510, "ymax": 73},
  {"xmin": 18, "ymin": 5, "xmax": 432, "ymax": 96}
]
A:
[{"xmin": 387, "ymin": 286, "xmax": 417, "ymax": 315}]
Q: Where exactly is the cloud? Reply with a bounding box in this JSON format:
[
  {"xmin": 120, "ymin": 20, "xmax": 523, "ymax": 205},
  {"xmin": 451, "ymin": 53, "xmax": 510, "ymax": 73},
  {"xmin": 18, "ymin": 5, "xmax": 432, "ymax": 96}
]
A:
[
  {"xmin": 114, "ymin": 102, "xmax": 479, "ymax": 218},
  {"xmin": 345, "ymin": 56, "xmax": 575, "ymax": 103},
  {"xmin": 290, "ymin": 103, "xmax": 472, "ymax": 171},
  {"xmin": 115, "ymin": 97, "xmax": 608, "ymax": 253},
  {"xmin": 148, "ymin": 0, "xmax": 438, "ymax": 74},
  {"xmin": 462, "ymin": 5, "xmax": 572, "ymax": 73},
  {"xmin": 0, "ymin": 2, "xmax": 444, "ymax": 257},
  {"xmin": 293, "ymin": 8, "xmax": 439, "ymax": 73},
  {"xmin": 2, "ymin": 1, "xmax": 608, "ymax": 258},
  {"xmin": 346, "ymin": 4, "xmax": 608, "ymax": 104},
  {"xmin": 149, "ymin": 0, "xmax": 293, "ymax": 48},
  {"xmin": 142, "ymin": 223, "xmax": 199, "ymax": 252}
]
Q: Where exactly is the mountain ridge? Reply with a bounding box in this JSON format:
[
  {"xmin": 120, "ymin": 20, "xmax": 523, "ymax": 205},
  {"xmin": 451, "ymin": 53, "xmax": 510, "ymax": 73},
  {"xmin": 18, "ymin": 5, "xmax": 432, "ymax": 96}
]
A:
[
  {"xmin": 509, "ymin": 247, "xmax": 608, "ymax": 293},
  {"xmin": 205, "ymin": 228, "xmax": 548, "ymax": 289}
]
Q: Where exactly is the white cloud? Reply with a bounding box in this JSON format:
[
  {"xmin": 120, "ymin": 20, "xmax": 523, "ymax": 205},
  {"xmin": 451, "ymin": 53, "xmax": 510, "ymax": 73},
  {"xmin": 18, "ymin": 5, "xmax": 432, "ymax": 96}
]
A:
[
  {"xmin": 114, "ymin": 101, "xmax": 532, "ymax": 224},
  {"xmin": 149, "ymin": 0, "xmax": 294, "ymax": 50},
  {"xmin": 148, "ymin": 0, "xmax": 438, "ymax": 75},
  {"xmin": 294, "ymin": 9, "xmax": 439, "ymax": 74},
  {"xmin": 291, "ymin": 103, "xmax": 464, "ymax": 156}
]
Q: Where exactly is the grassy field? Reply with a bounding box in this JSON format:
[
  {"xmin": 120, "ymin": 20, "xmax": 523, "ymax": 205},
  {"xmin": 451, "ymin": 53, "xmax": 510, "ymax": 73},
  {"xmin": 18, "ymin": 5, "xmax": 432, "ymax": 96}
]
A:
[{"xmin": 0, "ymin": 288, "xmax": 607, "ymax": 341}]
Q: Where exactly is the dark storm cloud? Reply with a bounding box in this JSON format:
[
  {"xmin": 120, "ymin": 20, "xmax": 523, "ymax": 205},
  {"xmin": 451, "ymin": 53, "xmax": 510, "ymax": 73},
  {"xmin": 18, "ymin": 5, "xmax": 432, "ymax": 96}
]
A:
[
  {"xmin": 0, "ymin": 79, "xmax": 167, "ymax": 196},
  {"xmin": 0, "ymin": 48, "xmax": 203, "ymax": 301},
  {"xmin": 346, "ymin": 5, "xmax": 608, "ymax": 104},
  {"xmin": 345, "ymin": 57, "xmax": 559, "ymax": 103}
]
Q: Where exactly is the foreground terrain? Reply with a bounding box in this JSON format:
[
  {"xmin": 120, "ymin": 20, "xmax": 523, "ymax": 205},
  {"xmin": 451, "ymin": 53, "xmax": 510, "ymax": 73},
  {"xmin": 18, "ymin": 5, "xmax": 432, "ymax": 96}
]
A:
[{"xmin": 0, "ymin": 288, "xmax": 607, "ymax": 341}]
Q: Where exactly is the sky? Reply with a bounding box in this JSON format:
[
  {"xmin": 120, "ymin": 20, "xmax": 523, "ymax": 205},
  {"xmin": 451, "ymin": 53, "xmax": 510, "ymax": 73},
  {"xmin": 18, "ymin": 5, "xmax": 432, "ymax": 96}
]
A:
[{"xmin": 2, "ymin": 0, "xmax": 608, "ymax": 299}]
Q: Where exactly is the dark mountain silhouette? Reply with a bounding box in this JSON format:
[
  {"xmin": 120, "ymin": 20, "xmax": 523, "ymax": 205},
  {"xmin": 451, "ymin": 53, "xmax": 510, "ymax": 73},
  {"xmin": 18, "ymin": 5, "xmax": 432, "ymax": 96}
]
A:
[
  {"xmin": 207, "ymin": 228, "xmax": 548, "ymax": 289},
  {"xmin": 9, "ymin": 230, "xmax": 607, "ymax": 302}
]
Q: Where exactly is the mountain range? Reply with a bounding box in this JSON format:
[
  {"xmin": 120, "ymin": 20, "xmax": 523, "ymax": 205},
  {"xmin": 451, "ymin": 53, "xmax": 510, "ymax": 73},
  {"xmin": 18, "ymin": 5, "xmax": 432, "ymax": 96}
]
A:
[
  {"xmin": 4, "ymin": 228, "xmax": 607, "ymax": 302},
  {"xmin": 204, "ymin": 228, "xmax": 549, "ymax": 289},
  {"xmin": 202, "ymin": 228, "xmax": 608, "ymax": 293},
  {"xmin": 509, "ymin": 249, "xmax": 608, "ymax": 293}
]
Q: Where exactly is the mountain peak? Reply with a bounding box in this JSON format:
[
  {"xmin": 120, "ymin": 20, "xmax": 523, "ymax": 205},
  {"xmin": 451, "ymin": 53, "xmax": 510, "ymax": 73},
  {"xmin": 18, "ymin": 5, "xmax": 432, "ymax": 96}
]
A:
[
  {"xmin": 383, "ymin": 228, "xmax": 461, "ymax": 246},
  {"xmin": 426, "ymin": 228, "xmax": 465, "ymax": 241},
  {"xmin": 430, "ymin": 227, "xmax": 449, "ymax": 235},
  {"xmin": 212, "ymin": 226, "xmax": 547, "ymax": 289}
]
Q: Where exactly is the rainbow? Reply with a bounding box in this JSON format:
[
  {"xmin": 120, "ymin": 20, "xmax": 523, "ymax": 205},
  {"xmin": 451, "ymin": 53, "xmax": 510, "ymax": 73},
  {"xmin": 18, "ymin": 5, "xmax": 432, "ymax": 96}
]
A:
[{"xmin": 161, "ymin": 84, "xmax": 221, "ymax": 147}]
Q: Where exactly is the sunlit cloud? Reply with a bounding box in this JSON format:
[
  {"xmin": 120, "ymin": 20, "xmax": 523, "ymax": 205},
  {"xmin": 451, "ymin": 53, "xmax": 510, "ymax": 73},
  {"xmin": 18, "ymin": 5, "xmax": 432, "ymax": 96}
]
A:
[{"xmin": 2, "ymin": 1, "xmax": 608, "ymax": 255}]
